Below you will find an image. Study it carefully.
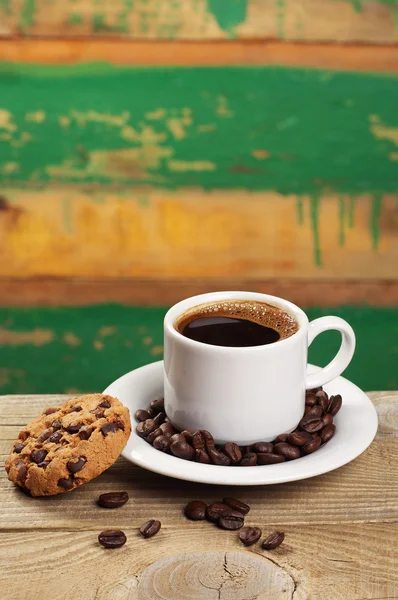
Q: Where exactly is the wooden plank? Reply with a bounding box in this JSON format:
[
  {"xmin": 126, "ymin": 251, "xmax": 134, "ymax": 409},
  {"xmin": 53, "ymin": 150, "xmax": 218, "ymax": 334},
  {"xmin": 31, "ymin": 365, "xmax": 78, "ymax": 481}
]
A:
[
  {"xmin": 1, "ymin": 188, "xmax": 397, "ymax": 280},
  {"xmin": 0, "ymin": 0, "xmax": 397, "ymax": 44},
  {"xmin": 1, "ymin": 39, "xmax": 398, "ymax": 72},
  {"xmin": 0, "ymin": 393, "xmax": 397, "ymax": 531}
]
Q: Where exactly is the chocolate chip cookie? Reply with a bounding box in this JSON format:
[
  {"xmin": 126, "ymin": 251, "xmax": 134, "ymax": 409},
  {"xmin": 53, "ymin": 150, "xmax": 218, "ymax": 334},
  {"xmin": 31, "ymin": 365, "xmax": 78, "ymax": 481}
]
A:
[{"xmin": 5, "ymin": 394, "xmax": 131, "ymax": 496}]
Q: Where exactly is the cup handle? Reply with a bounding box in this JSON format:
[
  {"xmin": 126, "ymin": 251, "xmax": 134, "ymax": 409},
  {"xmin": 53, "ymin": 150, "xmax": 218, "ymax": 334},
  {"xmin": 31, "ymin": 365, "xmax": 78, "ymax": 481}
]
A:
[{"xmin": 305, "ymin": 316, "xmax": 356, "ymax": 389}]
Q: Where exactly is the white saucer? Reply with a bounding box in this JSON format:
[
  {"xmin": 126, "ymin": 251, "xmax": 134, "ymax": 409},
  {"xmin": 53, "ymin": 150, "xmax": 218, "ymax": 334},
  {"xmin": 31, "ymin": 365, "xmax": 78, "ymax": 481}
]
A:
[{"xmin": 104, "ymin": 361, "xmax": 378, "ymax": 486}]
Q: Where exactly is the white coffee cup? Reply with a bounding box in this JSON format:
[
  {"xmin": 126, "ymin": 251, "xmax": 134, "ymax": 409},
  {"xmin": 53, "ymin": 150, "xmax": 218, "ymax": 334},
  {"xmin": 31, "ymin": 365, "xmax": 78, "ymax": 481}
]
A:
[{"xmin": 164, "ymin": 291, "xmax": 355, "ymax": 445}]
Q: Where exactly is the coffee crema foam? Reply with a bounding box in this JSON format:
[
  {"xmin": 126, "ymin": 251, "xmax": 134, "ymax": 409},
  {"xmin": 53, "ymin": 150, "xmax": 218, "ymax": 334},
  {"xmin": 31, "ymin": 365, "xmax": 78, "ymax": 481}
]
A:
[{"xmin": 175, "ymin": 300, "xmax": 299, "ymax": 340}]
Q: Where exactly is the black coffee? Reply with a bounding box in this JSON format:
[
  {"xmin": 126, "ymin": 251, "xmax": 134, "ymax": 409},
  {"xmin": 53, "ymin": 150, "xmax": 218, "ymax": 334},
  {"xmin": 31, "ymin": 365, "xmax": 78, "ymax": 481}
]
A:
[{"xmin": 175, "ymin": 300, "xmax": 298, "ymax": 348}]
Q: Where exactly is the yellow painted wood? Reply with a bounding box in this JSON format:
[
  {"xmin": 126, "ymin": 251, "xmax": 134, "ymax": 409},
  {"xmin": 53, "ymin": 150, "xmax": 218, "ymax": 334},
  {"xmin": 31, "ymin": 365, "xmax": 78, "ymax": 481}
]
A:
[{"xmin": 1, "ymin": 188, "xmax": 397, "ymax": 280}]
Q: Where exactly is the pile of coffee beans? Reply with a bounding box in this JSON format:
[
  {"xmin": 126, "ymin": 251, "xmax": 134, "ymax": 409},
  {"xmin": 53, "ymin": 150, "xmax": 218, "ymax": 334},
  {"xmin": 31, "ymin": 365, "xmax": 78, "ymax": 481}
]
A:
[
  {"xmin": 184, "ymin": 496, "xmax": 284, "ymax": 550},
  {"xmin": 134, "ymin": 388, "xmax": 342, "ymax": 466}
]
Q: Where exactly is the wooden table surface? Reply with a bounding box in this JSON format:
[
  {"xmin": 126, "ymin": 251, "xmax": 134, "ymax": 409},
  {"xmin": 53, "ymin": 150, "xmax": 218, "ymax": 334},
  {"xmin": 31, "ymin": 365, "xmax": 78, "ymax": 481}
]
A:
[{"xmin": 0, "ymin": 393, "xmax": 397, "ymax": 600}]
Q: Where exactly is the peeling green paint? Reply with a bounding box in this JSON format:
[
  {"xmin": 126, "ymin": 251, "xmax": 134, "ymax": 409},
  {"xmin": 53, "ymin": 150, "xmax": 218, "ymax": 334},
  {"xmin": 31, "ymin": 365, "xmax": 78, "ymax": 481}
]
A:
[
  {"xmin": 296, "ymin": 196, "xmax": 304, "ymax": 225},
  {"xmin": 370, "ymin": 194, "xmax": 383, "ymax": 250},
  {"xmin": 338, "ymin": 195, "xmax": 346, "ymax": 247},
  {"xmin": 21, "ymin": 0, "xmax": 36, "ymax": 31},
  {"xmin": 332, "ymin": 0, "xmax": 398, "ymax": 12},
  {"xmin": 309, "ymin": 194, "xmax": 322, "ymax": 267},
  {"xmin": 207, "ymin": 0, "xmax": 248, "ymax": 37}
]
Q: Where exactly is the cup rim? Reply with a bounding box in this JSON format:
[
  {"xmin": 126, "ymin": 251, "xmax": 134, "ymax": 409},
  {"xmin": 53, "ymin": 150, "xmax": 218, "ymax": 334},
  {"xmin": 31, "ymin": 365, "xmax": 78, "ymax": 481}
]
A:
[{"xmin": 164, "ymin": 291, "xmax": 308, "ymax": 352}]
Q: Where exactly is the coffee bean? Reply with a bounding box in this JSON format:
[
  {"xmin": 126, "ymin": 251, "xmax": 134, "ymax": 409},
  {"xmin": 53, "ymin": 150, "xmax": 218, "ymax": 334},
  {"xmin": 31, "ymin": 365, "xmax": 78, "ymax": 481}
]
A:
[
  {"xmin": 170, "ymin": 433, "xmax": 186, "ymax": 444},
  {"xmin": 180, "ymin": 430, "xmax": 194, "ymax": 443},
  {"xmin": 78, "ymin": 426, "xmax": 93, "ymax": 441},
  {"xmin": 305, "ymin": 393, "xmax": 317, "ymax": 406},
  {"xmin": 195, "ymin": 449, "xmax": 211, "ymax": 464},
  {"xmin": 322, "ymin": 413, "xmax": 333, "ymax": 427},
  {"xmin": 140, "ymin": 519, "xmax": 161, "ymax": 538},
  {"xmin": 51, "ymin": 419, "xmax": 62, "ymax": 431},
  {"xmin": 299, "ymin": 405, "xmax": 323, "ymax": 429},
  {"xmin": 159, "ymin": 422, "xmax": 176, "ymax": 437},
  {"xmin": 192, "ymin": 430, "xmax": 205, "ymax": 451},
  {"xmin": 317, "ymin": 395, "xmax": 329, "ymax": 413},
  {"xmin": 135, "ymin": 409, "xmax": 151, "ymax": 422},
  {"xmin": 170, "ymin": 440, "xmax": 194, "ymax": 460},
  {"xmin": 223, "ymin": 442, "xmax": 242, "ymax": 464},
  {"xmin": 201, "ymin": 430, "xmax": 215, "ymax": 452},
  {"xmin": 98, "ymin": 530, "xmax": 127, "ymax": 548},
  {"xmin": 302, "ymin": 436, "xmax": 322, "ymax": 454},
  {"xmin": 262, "ymin": 531, "xmax": 285, "ymax": 550},
  {"xmin": 153, "ymin": 435, "xmax": 171, "ymax": 452},
  {"xmin": 67, "ymin": 456, "xmax": 87, "ymax": 474},
  {"xmin": 184, "ymin": 500, "xmax": 207, "ymax": 520},
  {"xmin": 223, "ymin": 497, "xmax": 250, "ymax": 515},
  {"xmin": 15, "ymin": 459, "xmax": 27, "ymax": 482},
  {"xmin": 304, "ymin": 406, "xmax": 312, "ymax": 414},
  {"xmin": 43, "ymin": 407, "xmax": 59, "ymax": 415},
  {"xmin": 274, "ymin": 442, "xmax": 301, "ymax": 460},
  {"xmin": 321, "ymin": 423, "xmax": 336, "ymax": 443},
  {"xmin": 38, "ymin": 460, "xmax": 50, "ymax": 469},
  {"xmin": 257, "ymin": 453, "xmax": 285, "ymax": 465},
  {"xmin": 90, "ymin": 407, "xmax": 105, "ymax": 419},
  {"xmin": 31, "ymin": 449, "xmax": 48, "ymax": 464},
  {"xmin": 254, "ymin": 441, "xmax": 273, "ymax": 453},
  {"xmin": 149, "ymin": 399, "xmax": 165, "ymax": 414},
  {"xmin": 239, "ymin": 526, "xmax": 262, "ymax": 546},
  {"xmin": 274, "ymin": 433, "xmax": 289, "ymax": 443},
  {"xmin": 36, "ymin": 428, "xmax": 53, "ymax": 443},
  {"xmin": 308, "ymin": 386, "xmax": 322, "ymax": 394},
  {"xmin": 218, "ymin": 511, "xmax": 244, "ymax": 530},
  {"xmin": 209, "ymin": 448, "xmax": 231, "ymax": 466},
  {"xmin": 287, "ymin": 431, "xmax": 309, "ymax": 447},
  {"xmin": 302, "ymin": 419, "xmax": 324, "ymax": 433},
  {"xmin": 101, "ymin": 422, "xmax": 119, "ymax": 437},
  {"xmin": 243, "ymin": 445, "xmax": 253, "ymax": 454},
  {"xmin": 147, "ymin": 427, "xmax": 163, "ymax": 443},
  {"xmin": 206, "ymin": 503, "xmax": 230, "ymax": 523},
  {"xmin": 153, "ymin": 412, "xmax": 166, "ymax": 427},
  {"xmin": 136, "ymin": 419, "xmax": 157, "ymax": 438},
  {"xmin": 328, "ymin": 394, "xmax": 342, "ymax": 416},
  {"xmin": 13, "ymin": 443, "xmax": 25, "ymax": 454},
  {"xmin": 65, "ymin": 422, "xmax": 83, "ymax": 434},
  {"xmin": 69, "ymin": 406, "xmax": 82, "ymax": 413},
  {"xmin": 98, "ymin": 492, "xmax": 129, "ymax": 508},
  {"xmin": 58, "ymin": 476, "xmax": 74, "ymax": 490},
  {"xmin": 99, "ymin": 400, "xmax": 111, "ymax": 408},
  {"xmin": 240, "ymin": 453, "xmax": 257, "ymax": 466}
]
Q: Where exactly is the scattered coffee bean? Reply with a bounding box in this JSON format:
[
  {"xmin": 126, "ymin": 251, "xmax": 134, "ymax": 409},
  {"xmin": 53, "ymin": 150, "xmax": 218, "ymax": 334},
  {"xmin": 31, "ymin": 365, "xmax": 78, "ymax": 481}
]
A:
[
  {"xmin": 37, "ymin": 460, "xmax": 50, "ymax": 469},
  {"xmin": 321, "ymin": 423, "xmax": 336, "ymax": 443},
  {"xmin": 180, "ymin": 430, "xmax": 194, "ymax": 443},
  {"xmin": 15, "ymin": 459, "xmax": 27, "ymax": 482},
  {"xmin": 328, "ymin": 394, "xmax": 342, "ymax": 416},
  {"xmin": 239, "ymin": 526, "xmax": 262, "ymax": 546},
  {"xmin": 218, "ymin": 511, "xmax": 244, "ymax": 530},
  {"xmin": 146, "ymin": 427, "xmax": 162, "ymax": 443},
  {"xmin": 224, "ymin": 442, "xmax": 242, "ymax": 464},
  {"xmin": 195, "ymin": 449, "xmax": 211, "ymax": 464},
  {"xmin": 184, "ymin": 500, "xmax": 207, "ymax": 520},
  {"xmin": 316, "ymin": 390, "xmax": 328, "ymax": 401},
  {"xmin": 206, "ymin": 503, "xmax": 230, "ymax": 523},
  {"xmin": 170, "ymin": 440, "xmax": 194, "ymax": 460},
  {"xmin": 305, "ymin": 393, "xmax": 317, "ymax": 407},
  {"xmin": 209, "ymin": 448, "xmax": 231, "ymax": 466},
  {"xmin": 140, "ymin": 519, "xmax": 161, "ymax": 538},
  {"xmin": 257, "ymin": 453, "xmax": 285, "ymax": 465},
  {"xmin": 153, "ymin": 412, "xmax": 166, "ymax": 427},
  {"xmin": 317, "ymin": 394, "xmax": 329, "ymax": 412},
  {"xmin": 51, "ymin": 419, "xmax": 62, "ymax": 431},
  {"xmin": 135, "ymin": 409, "xmax": 151, "ymax": 422},
  {"xmin": 322, "ymin": 413, "xmax": 333, "ymax": 427},
  {"xmin": 274, "ymin": 433, "xmax": 289, "ymax": 443},
  {"xmin": 302, "ymin": 419, "xmax": 324, "ymax": 433},
  {"xmin": 170, "ymin": 433, "xmax": 186, "ymax": 444},
  {"xmin": 201, "ymin": 430, "xmax": 215, "ymax": 452},
  {"xmin": 262, "ymin": 531, "xmax": 285, "ymax": 550},
  {"xmin": 67, "ymin": 456, "xmax": 87, "ymax": 474},
  {"xmin": 31, "ymin": 449, "xmax": 48, "ymax": 464},
  {"xmin": 101, "ymin": 422, "xmax": 119, "ymax": 437},
  {"xmin": 153, "ymin": 435, "xmax": 171, "ymax": 452},
  {"xmin": 78, "ymin": 426, "xmax": 93, "ymax": 441},
  {"xmin": 98, "ymin": 492, "xmax": 129, "ymax": 508},
  {"xmin": 65, "ymin": 422, "xmax": 83, "ymax": 434},
  {"xmin": 287, "ymin": 431, "xmax": 308, "ymax": 447},
  {"xmin": 58, "ymin": 476, "xmax": 74, "ymax": 490},
  {"xmin": 240, "ymin": 453, "xmax": 257, "ymax": 466},
  {"xmin": 98, "ymin": 530, "xmax": 127, "ymax": 548},
  {"xmin": 43, "ymin": 407, "xmax": 59, "ymax": 415},
  {"xmin": 274, "ymin": 442, "xmax": 301, "ymax": 460},
  {"xmin": 192, "ymin": 430, "xmax": 205, "ymax": 451},
  {"xmin": 13, "ymin": 443, "xmax": 25, "ymax": 454},
  {"xmin": 254, "ymin": 441, "xmax": 273, "ymax": 453},
  {"xmin": 223, "ymin": 497, "xmax": 250, "ymax": 515},
  {"xmin": 149, "ymin": 399, "xmax": 165, "ymax": 414},
  {"xmin": 304, "ymin": 406, "xmax": 312, "ymax": 414},
  {"xmin": 99, "ymin": 400, "xmax": 111, "ymax": 409},
  {"xmin": 136, "ymin": 419, "xmax": 157, "ymax": 438},
  {"xmin": 302, "ymin": 436, "xmax": 322, "ymax": 454},
  {"xmin": 159, "ymin": 422, "xmax": 176, "ymax": 437}
]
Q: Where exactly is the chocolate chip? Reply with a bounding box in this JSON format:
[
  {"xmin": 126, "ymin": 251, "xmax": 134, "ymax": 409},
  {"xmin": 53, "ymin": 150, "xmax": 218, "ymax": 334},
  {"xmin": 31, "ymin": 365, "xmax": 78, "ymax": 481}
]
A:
[
  {"xmin": 98, "ymin": 492, "xmax": 129, "ymax": 508},
  {"xmin": 153, "ymin": 435, "xmax": 171, "ymax": 452},
  {"xmin": 19, "ymin": 430, "xmax": 30, "ymax": 441},
  {"xmin": 65, "ymin": 422, "xmax": 83, "ymax": 434},
  {"xmin": 135, "ymin": 409, "xmax": 151, "ymax": 422},
  {"xmin": 38, "ymin": 460, "xmax": 50, "ymax": 469},
  {"xmin": 69, "ymin": 406, "xmax": 82, "ymax": 413},
  {"xmin": 78, "ymin": 426, "xmax": 93, "ymax": 440},
  {"xmin": 43, "ymin": 407, "xmax": 59, "ymax": 415},
  {"xmin": 149, "ymin": 398, "xmax": 165, "ymax": 414},
  {"xmin": 90, "ymin": 408, "xmax": 105, "ymax": 419},
  {"xmin": 224, "ymin": 442, "xmax": 242, "ymax": 464},
  {"xmin": 99, "ymin": 399, "xmax": 111, "ymax": 408},
  {"xmin": 36, "ymin": 428, "xmax": 53, "ymax": 443},
  {"xmin": 239, "ymin": 526, "xmax": 262, "ymax": 546},
  {"xmin": 254, "ymin": 441, "xmax": 273, "ymax": 453},
  {"xmin": 15, "ymin": 459, "xmax": 27, "ymax": 482},
  {"xmin": 262, "ymin": 531, "xmax": 285, "ymax": 550},
  {"xmin": 223, "ymin": 497, "xmax": 250, "ymax": 515},
  {"xmin": 240, "ymin": 453, "xmax": 257, "ymax": 466},
  {"xmin": 139, "ymin": 519, "xmax": 161, "ymax": 538},
  {"xmin": 170, "ymin": 440, "xmax": 194, "ymax": 460},
  {"xmin": 51, "ymin": 419, "xmax": 62, "ymax": 431},
  {"xmin": 98, "ymin": 530, "xmax": 127, "ymax": 548},
  {"xmin": 48, "ymin": 431, "xmax": 63, "ymax": 443},
  {"xmin": 257, "ymin": 453, "xmax": 285, "ymax": 465},
  {"xmin": 31, "ymin": 449, "xmax": 48, "ymax": 464},
  {"xmin": 67, "ymin": 456, "xmax": 87, "ymax": 474},
  {"xmin": 58, "ymin": 476, "xmax": 74, "ymax": 490},
  {"xmin": 206, "ymin": 503, "xmax": 230, "ymax": 523},
  {"xmin": 184, "ymin": 500, "xmax": 207, "ymax": 520},
  {"xmin": 101, "ymin": 422, "xmax": 119, "ymax": 437},
  {"xmin": 13, "ymin": 443, "xmax": 25, "ymax": 454}
]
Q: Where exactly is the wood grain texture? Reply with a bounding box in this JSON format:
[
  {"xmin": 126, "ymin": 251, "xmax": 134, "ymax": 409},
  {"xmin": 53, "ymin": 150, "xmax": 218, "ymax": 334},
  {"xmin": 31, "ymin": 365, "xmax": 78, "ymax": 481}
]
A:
[
  {"xmin": 0, "ymin": 0, "xmax": 397, "ymax": 44},
  {"xmin": 1, "ymin": 39, "xmax": 398, "ymax": 71},
  {"xmin": 0, "ymin": 392, "xmax": 397, "ymax": 600}
]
